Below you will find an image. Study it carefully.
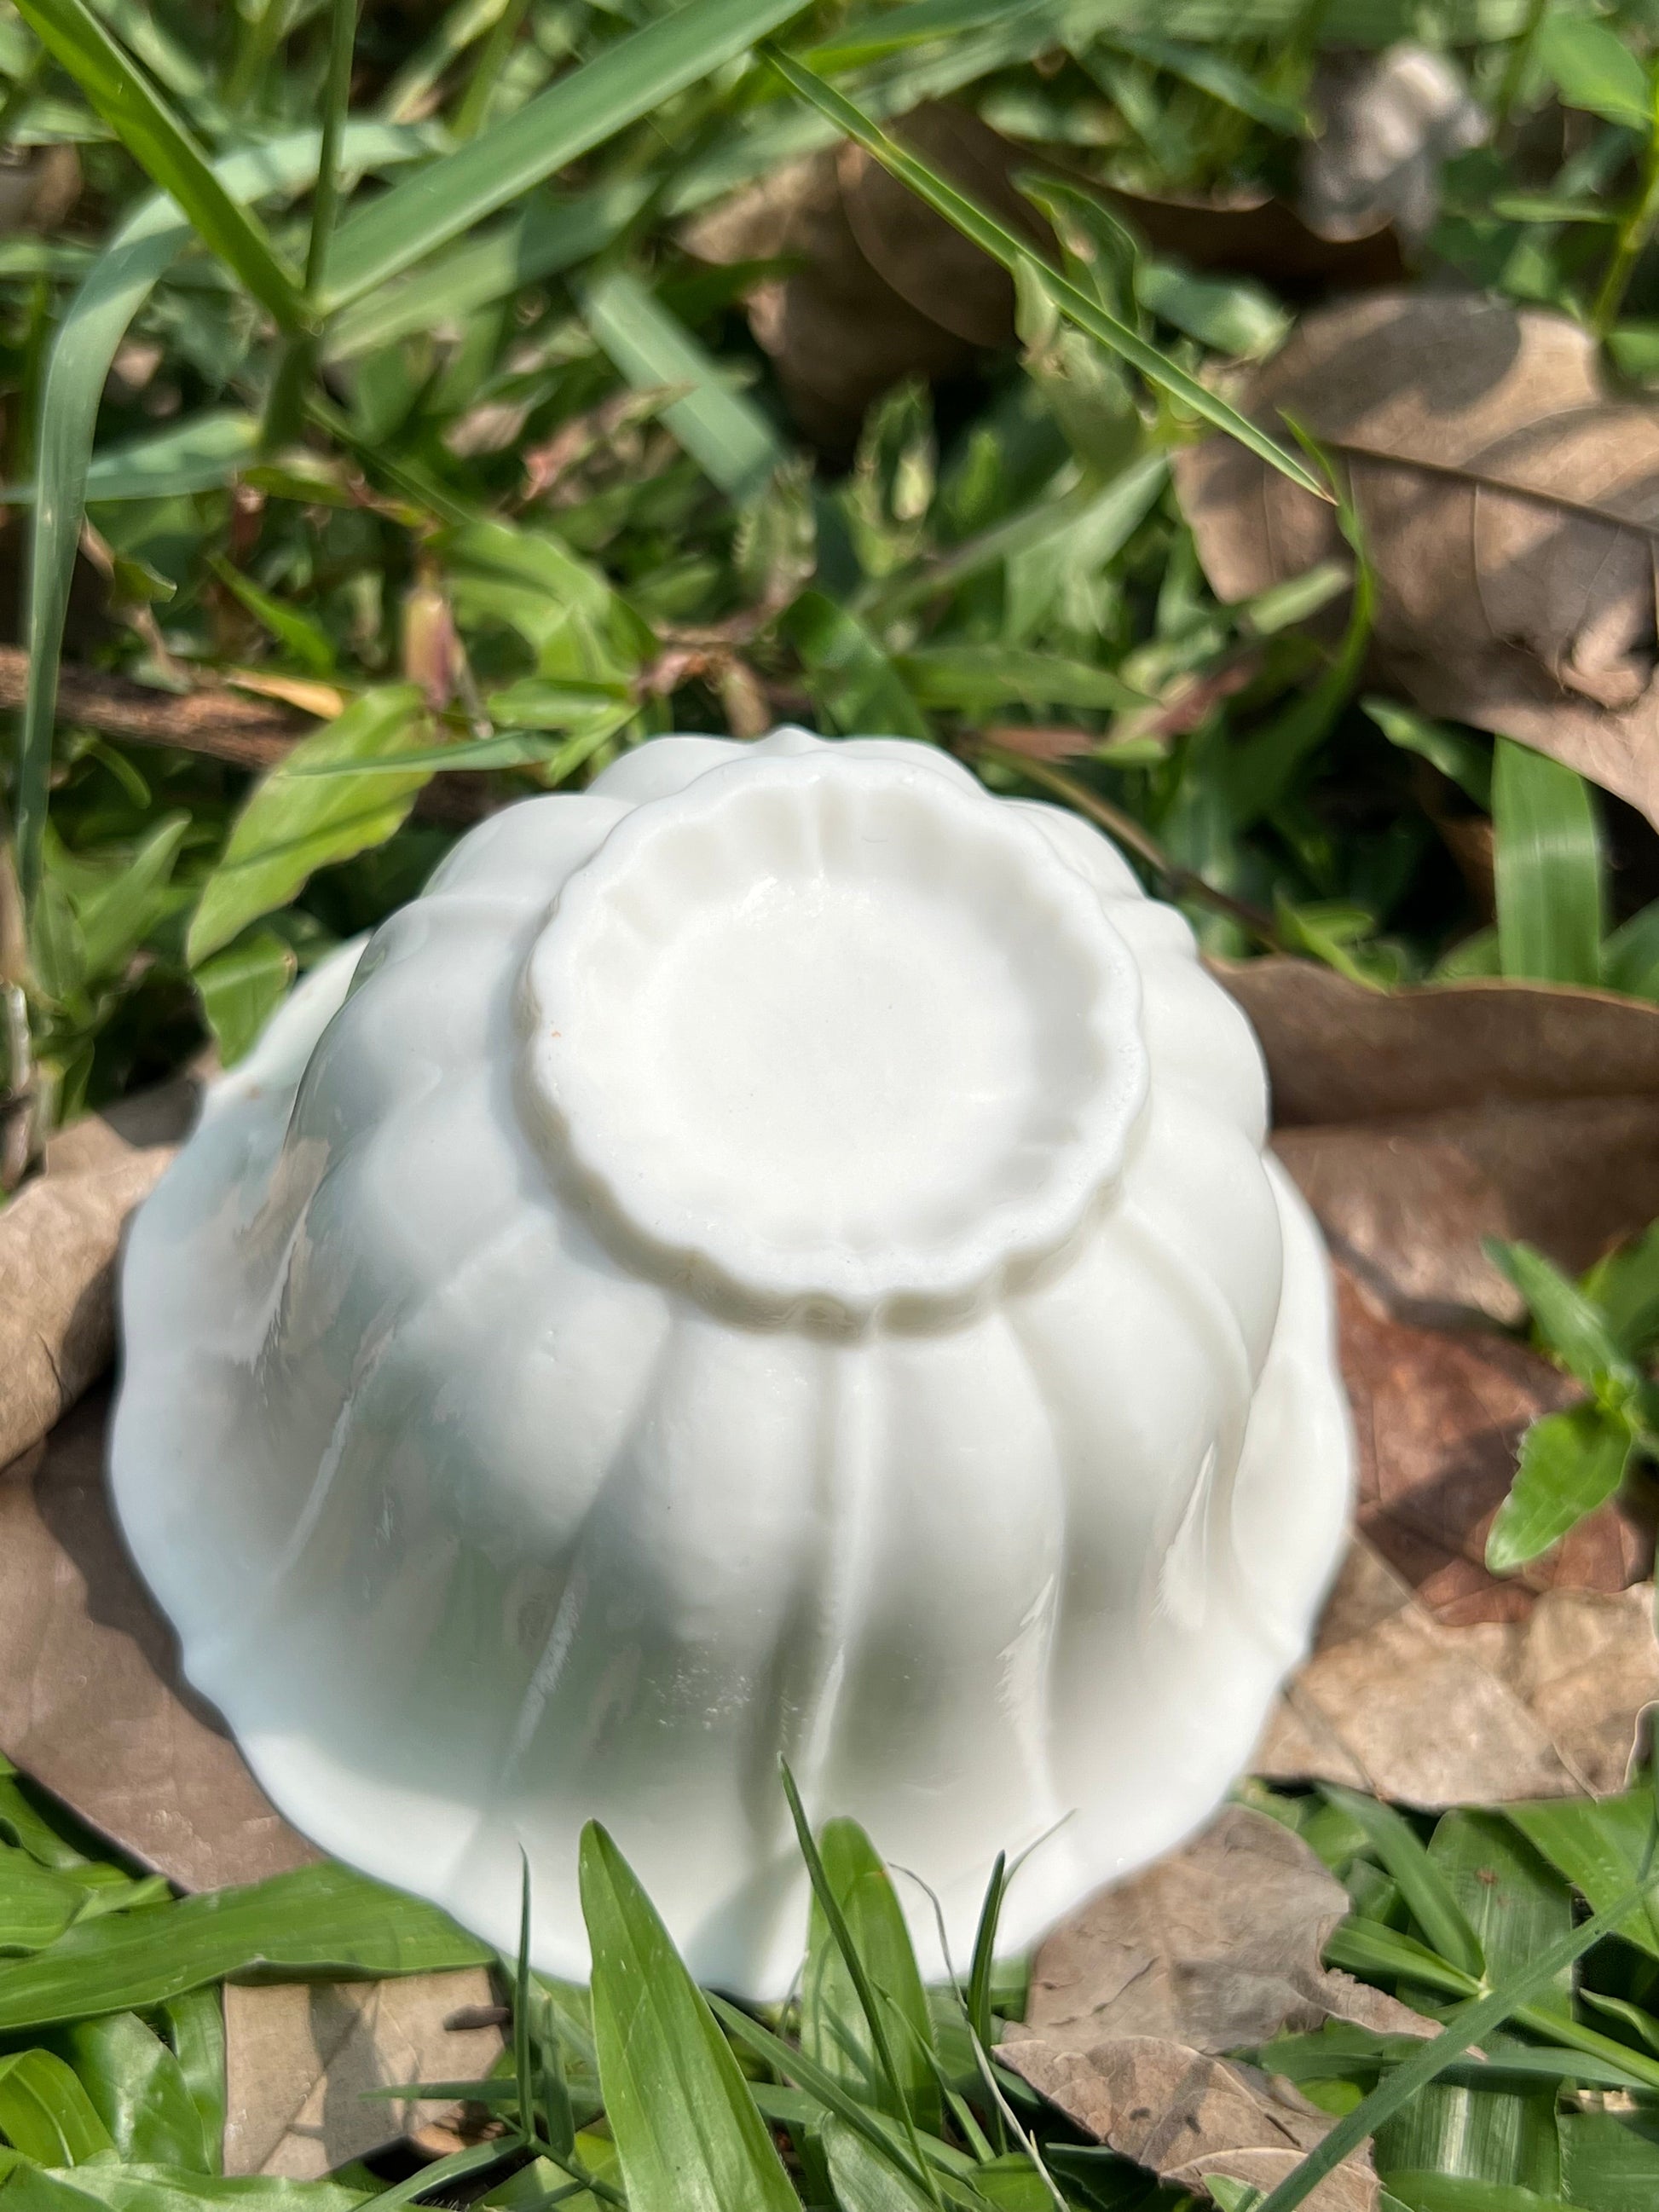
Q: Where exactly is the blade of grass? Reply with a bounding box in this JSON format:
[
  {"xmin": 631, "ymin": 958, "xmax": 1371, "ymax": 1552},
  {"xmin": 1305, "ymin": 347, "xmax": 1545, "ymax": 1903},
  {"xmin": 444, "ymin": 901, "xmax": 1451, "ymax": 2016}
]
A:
[
  {"xmin": 707, "ymin": 1995, "xmax": 942, "ymax": 2201},
  {"xmin": 321, "ymin": 0, "xmax": 814, "ymax": 311},
  {"xmin": 780, "ymin": 1764, "xmax": 943, "ymax": 2211},
  {"xmin": 12, "ymin": 123, "xmax": 423, "ymax": 910},
  {"xmin": 580, "ymin": 269, "xmax": 783, "ymax": 502},
  {"xmin": 1318, "ymin": 1789, "xmax": 1484, "ymax": 1980},
  {"xmin": 578, "ymin": 1822, "xmax": 798, "ymax": 2212},
  {"xmin": 322, "ymin": 180, "xmax": 652, "ymax": 361},
  {"xmin": 1492, "ymin": 737, "xmax": 1604, "ymax": 986},
  {"xmin": 0, "ymin": 1863, "xmax": 489, "ymax": 2032},
  {"xmin": 1256, "ymin": 1857, "xmax": 1659, "ymax": 2212},
  {"xmin": 12, "ymin": 0, "xmax": 303, "ymax": 330},
  {"xmin": 760, "ymin": 49, "xmax": 1327, "ymax": 500},
  {"xmin": 305, "ymin": 0, "xmax": 359, "ymax": 300}
]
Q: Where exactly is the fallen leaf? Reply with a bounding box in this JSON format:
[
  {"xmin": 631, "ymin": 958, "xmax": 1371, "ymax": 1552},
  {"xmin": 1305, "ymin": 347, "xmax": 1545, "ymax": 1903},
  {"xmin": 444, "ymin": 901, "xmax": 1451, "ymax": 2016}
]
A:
[
  {"xmin": 1175, "ymin": 292, "xmax": 1659, "ymax": 832},
  {"xmin": 0, "ymin": 1385, "xmax": 318, "ymax": 1889},
  {"xmin": 1097, "ymin": 184, "xmax": 1405, "ymax": 295},
  {"xmin": 1301, "ymin": 45, "xmax": 1486, "ymax": 246},
  {"xmin": 1002, "ymin": 2030, "xmax": 1379, "ymax": 2212},
  {"xmin": 1217, "ymin": 956, "xmax": 1659, "ymax": 1327},
  {"xmin": 1256, "ymin": 1537, "xmax": 1658, "ymax": 1803},
  {"xmin": 682, "ymin": 105, "xmax": 1049, "ymax": 450},
  {"xmin": 0, "ymin": 1082, "xmax": 198, "ymax": 1466},
  {"xmin": 223, "ymin": 1972, "xmax": 505, "ymax": 2179},
  {"xmin": 1339, "ymin": 1268, "xmax": 1651, "ymax": 1626},
  {"xmin": 1021, "ymin": 1804, "xmax": 1434, "ymax": 2058}
]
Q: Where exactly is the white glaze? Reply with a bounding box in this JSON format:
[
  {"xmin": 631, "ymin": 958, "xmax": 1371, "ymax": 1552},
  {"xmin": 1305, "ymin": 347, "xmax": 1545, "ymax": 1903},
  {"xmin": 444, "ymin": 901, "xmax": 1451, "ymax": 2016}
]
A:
[{"xmin": 112, "ymin": 727, "xmax": 1352, "ymax": 1994}]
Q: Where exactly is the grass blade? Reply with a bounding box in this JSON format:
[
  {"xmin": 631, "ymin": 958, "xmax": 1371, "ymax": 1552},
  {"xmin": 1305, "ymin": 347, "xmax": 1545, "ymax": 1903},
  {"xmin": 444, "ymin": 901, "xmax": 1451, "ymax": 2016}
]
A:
[
  {"xmin": 580, "ymin": 269, "xmax": 783, "ymax": 502},
  {"xmin": 305, "ymin": 0, "xmax": 360, "ymax": 300},
  {"xmin": 13, "ymin": 0, "xmax": 303, "ymax": 330},
  {"xmin": 1318, "ymin": 1788, "xmax": 1484, "ymax": 1981},
  {"xmin": 780, "ymin": 1765, "xmax": 942, "ymax": 2210},
  {"xmin": 1492, "ymin": 737, "xmax": 1604, "ymax": 986},
  {"xmin": 12, "ymin": 123, "xmax": 425, "ymax": 909},
  {"xmin": 578, "ymin": 1822, "xmax": 797, "ymax": 2212},
  {"xmin": 0, "ymin": 1863, "xmax": 488, "ymax": 2032},
  {"xmin": 760, "ymin": 49, "xmax": 1327, "ymax": 500},
  {"xmin": 801, "ymin": 1818, "xmax": 939, "ymax": 2135},
  {"xmin": 1256, "ymin": 1857, "xmax": 1659, "ymax": 2212},
  {"xmin": 321, "ymin": 0, "xmax": 814, "ymax": 310}
]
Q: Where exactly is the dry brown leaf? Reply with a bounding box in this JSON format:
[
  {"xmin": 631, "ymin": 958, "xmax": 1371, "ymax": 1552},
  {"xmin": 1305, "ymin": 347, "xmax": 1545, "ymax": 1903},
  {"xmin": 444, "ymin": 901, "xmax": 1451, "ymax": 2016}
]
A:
[
  {"xmin": 223, "ymin": 1972, "xmax": 505, "ymax": 2179},
  {"xmin": 1003, "ymin": 2030, "xmax": 1379, "ymax": 2211},
  {"xmin": 682, "ymin": 105, "xmax": 1048, "ymax": 450},
  {"xmin": 1216, "ymin": 956, "xmax": 1659, "ymax": 1327},
  {"xmin": 0, "ymin": 1385, "xmax": 317, "ymax": 1888},
  {"xmin": 1102, "ymin": 183, "xmax": 1405, "ymax": 292},
  {"xmin": 1339, "ymin": 1268, "xmax": 1651, "ymax": 1624},
  {"xmin": 1257, "ymin": 1536, "xmax": 1658, "ymax": 1803},
  {"xmin": 1, "ymin": 1083, "xmax": 198, "ymax": 1466},
  {"xmin": 1174, "ymin": 291, "xmax": 1659, "ymax": 830},
  {"xmin": 1022, "ymin": 1803, "xmax": 1434, "ymax": 2056}
]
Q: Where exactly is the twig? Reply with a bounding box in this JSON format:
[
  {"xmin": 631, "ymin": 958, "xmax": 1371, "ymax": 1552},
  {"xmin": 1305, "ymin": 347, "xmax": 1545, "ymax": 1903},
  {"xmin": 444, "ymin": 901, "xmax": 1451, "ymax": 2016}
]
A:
[{"xmin": 0, "ymin": 647, "xmax": 306, "ymax": 769}]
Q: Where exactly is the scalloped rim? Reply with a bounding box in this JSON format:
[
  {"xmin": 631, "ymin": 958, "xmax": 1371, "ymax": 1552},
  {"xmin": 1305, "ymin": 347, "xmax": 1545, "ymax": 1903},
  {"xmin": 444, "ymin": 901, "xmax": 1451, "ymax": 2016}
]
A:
[{"xmin": 517, "ymin": 751, "xmax": 1150, "ymax": 1320}]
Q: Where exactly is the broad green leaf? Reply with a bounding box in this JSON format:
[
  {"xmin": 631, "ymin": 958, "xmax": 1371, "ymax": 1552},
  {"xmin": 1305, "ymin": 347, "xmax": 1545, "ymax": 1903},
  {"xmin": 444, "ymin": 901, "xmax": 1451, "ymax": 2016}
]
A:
[
  {"xmin": 186, "ymin": 687, "xmax": 429, "ymax": 965},
  {"xmin": 0, "ymin": 1863, "xmax": 489, "ymax": 2033},
  {"xmin": 1558, "ymin": 2107, "xmax": 1659, "ymax": 2212},
  {"xmin": 54, "ymin": 2016, "xmax": 210, "ymax": 2171},
  {"xmin": 11, "ymin": 0, "xmax": 302, "ymax": 328},
  {"xmin": 1583, "ymin": 1222, "xmax": 1659, "ymax": 1362},
  {"xmin": 1383, "ymin": 2180, "xmax": 1580, "ymax": 2212},
  {"xmin": 763, "ymin": 50, "xmax": 1327, "ymax": 500},
  {"xmin": 0, "ymin": 2050, "xmax": 114, "ymax": 2164},
  {"xmin": 1317, "ymin": 1790, "xmax": 1483, "ymax": 1980},
  {"xmin": 1487, "ymin": 1239, "xmax": 1634, "ymax": 1402},
  {"xmin": 1252, "ymin": 1858, "xmax": 1659, "ymax": 2212},
  {"xmin": 0, "ymin": 1848, "xmax": 85, "ymax": 1955},
  {"xmin": 787, "ymin": 592, "xmax": 929, "ymax": 737},
  {"xmin": 1507, "ymin": 1789, "xmax": 1659, "ymax": 1960},
  {"xmin": 158, "ymin": 1989, "xmax": 224, "ymax": 2177},
  {"xmin": 581, "ymin": 269, "xmax": 783, "ymax": 503},
  {"xmin": 579, "ymin": 1822, "xmax": 798, "ymax": 2212},
  {"xmin": 321, "ymin": 0, "xmax": 816, "ymax": 310},
  {"xmin": 802, "ymin": 1821, "xmax": 939, "ymax": 2134},
  {"xmin": 1485, "ymin": 1406, "xmax": 1631, "ymax": 1574},
  {"xmin": 1535, "ymin": 14, "xmax": 1652, "ymax": 130},
  {"xmin": 1603, "ymin": 898, "xmax": 1659, "ymax": 1002},
  {"xmin": 194, "ymin": 930, "xmax": 298, "ymax": 1068},
  {"xmin": 1492, "ymin": 738, "xmax": 1604, "ymax": 987},
  {"xmin": 12, "ymin": 123, "xmax": 427, "ymax": 909},
  {"xmin": 0, "ymin": 2157, "xmax": 369, "ymax": 2212},
  {"xmin": 1377, "ymin": 1815, "xmax": 1574, "ymax": 2196}
]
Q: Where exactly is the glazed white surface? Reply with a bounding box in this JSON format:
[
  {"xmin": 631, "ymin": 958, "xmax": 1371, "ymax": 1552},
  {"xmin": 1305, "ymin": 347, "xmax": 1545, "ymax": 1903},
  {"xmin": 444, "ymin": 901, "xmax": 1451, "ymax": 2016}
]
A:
[{"xmin": 112, "ymin": 727, "xmax": 1352, "ymax": 1994}]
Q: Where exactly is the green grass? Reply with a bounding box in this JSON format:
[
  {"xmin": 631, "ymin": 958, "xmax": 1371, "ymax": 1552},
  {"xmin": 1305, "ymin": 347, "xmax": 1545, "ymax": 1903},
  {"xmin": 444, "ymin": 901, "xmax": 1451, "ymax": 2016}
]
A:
[{"xmin": 6, "ymin": 0, "xmax": 1659, "ymax": 2204}]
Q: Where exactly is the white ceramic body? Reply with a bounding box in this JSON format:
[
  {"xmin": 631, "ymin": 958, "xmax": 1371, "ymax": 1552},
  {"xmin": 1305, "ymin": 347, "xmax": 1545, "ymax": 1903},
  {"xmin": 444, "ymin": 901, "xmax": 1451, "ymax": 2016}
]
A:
[{"xmin": 113, "ymin": 728, "xmax": 1351, "ymax": 1995}]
